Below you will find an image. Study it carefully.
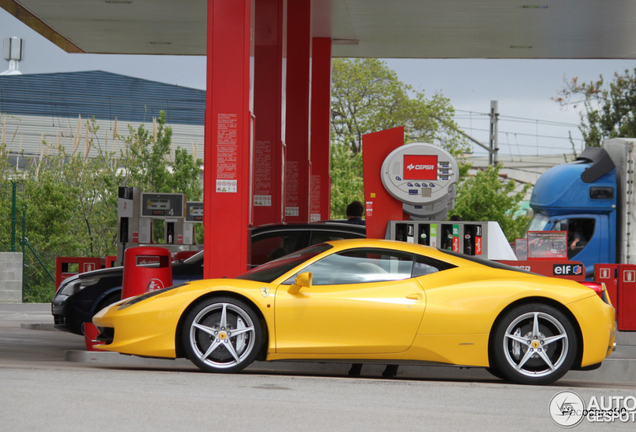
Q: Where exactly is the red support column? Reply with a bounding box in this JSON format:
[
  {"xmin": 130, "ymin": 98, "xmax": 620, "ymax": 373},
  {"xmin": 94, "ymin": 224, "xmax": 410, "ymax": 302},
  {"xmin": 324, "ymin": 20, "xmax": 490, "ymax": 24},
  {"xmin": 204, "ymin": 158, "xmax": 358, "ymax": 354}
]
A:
[
  {"xmin": 362, "ymin": 127, "xmax": 406, "ymax": 239},
  {"xmin": 310, "ymin": 38, "xmax": 332, "ymax": 221},
  {"xmin": 204, "ymin": 0, "xmax": 254, "ymax": 278},
  {"xmin": 253, "ymin": 0, "xmax": 287, "ymax": 226},
  {"xmin": 284, "ymin": 0, "xmax": 312, "ymax": 222}
]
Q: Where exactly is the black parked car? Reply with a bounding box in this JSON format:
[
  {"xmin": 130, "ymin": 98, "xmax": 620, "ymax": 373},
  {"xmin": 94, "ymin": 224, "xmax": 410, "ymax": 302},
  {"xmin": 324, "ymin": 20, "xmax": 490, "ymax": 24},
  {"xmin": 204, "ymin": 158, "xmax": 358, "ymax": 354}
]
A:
[{"xmin": 52, "ymin": 222, "xmax": 365, "ymax": 335}]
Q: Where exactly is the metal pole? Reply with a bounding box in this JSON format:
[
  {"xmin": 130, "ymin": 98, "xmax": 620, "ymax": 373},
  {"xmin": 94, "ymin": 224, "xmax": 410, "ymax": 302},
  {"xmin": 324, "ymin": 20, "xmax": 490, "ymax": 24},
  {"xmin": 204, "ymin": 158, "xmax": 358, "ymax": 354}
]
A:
[
  {"xmin": 489, "ymin": 100, "xmax": 499, "ymax": 165},
  {"xmin": 21, "ymin": 207, "xmax": 25, "ymax": 303},
  {"xmin": 11, "ymin": 181, "xmax": 16, "ymax": 252}
]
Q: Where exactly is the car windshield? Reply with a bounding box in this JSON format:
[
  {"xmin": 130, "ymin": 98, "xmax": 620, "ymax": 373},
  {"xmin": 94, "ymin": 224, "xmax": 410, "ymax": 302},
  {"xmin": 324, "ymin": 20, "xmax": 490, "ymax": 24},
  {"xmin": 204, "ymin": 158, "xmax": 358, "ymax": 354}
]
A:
[
  {"xmin": 236, "ymin": 243, "xmax": 333, "ymax": 283},
  {"xmin": 183, "ymin": 251, "xmax": 204, "ymax": 264},
  {"xmin": 523, "ymin": 213, "xmax": 550, "ymax": 237}
]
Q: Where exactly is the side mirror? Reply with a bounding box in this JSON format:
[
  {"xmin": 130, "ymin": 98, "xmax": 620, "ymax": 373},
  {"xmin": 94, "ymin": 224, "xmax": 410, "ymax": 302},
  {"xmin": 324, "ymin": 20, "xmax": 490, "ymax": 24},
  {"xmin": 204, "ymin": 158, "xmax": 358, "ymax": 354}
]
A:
[{"xmin": 288, "ymin": 272, "xmax": 312, "ymax": 294}]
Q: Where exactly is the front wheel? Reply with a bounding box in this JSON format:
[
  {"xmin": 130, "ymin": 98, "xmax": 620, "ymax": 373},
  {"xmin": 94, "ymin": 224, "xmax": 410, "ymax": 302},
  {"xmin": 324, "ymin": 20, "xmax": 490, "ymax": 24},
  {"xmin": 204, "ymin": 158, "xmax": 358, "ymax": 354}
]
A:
[
  {"xmin": 182, "ymin": 297, "xmax": 263, "ymax": 373},
  {"xmin": 485, "ymin": 366, "xmax": 507, "ymax": 381},
  {"xmin": 491, "ymin": 303, "xmax": 577, "ymax": 385}
]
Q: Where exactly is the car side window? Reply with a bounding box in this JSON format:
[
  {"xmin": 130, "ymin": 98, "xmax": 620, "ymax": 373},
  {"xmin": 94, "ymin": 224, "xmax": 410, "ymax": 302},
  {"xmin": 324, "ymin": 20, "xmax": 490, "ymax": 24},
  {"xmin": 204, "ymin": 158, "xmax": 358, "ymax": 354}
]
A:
[
  {"xmin": 412, "ymin": 255, "xmax": 456, "ymax": 277},
  {"xmin": 287, "ymin": 248, "xmax": 415, "ymax": 285},
  {"xmin": 250, "ymin": 232, "xmax": 305, "ymax": 267}
]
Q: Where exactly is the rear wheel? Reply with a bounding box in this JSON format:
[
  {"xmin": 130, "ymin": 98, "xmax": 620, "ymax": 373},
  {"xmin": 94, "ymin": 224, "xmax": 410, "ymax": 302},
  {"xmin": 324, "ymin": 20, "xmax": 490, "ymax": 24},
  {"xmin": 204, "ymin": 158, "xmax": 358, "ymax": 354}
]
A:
[
  {"xmin": 182, "ymin": 297, "xmax": 262, "ymax": 373},
  {"xmin": 491, "ymin": 303, "xmax": 577, "ymax": 385}
]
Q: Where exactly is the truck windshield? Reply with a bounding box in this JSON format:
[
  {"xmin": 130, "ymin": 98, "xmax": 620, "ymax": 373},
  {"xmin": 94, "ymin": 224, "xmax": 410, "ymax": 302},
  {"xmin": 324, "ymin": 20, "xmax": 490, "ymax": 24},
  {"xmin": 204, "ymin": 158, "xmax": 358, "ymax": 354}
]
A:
[{"xmin": 523, "ymin": 213, "xmax": 550, "ymax": 237}]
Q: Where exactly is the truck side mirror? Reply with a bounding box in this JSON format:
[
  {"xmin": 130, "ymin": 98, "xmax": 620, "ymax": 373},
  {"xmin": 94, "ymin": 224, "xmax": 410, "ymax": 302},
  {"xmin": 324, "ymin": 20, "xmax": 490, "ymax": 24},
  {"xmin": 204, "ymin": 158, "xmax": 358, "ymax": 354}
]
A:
[{"xmin": 288, "ymin": 272, "xmax": 312, "ymax": 294}]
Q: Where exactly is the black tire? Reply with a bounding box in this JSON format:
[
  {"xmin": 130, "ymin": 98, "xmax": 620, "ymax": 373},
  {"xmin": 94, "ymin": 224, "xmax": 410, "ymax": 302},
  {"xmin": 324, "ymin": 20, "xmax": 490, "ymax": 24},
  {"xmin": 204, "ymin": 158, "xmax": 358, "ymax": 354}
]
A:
[
  {"xmin": 491, "ymin": 303, "xmax": 577, "ymax": 385},
  {"xmin": 182, "ymin": 296, "xmax": 262, "ymax": 373},
  {"xmin": 485, "ymin": 366, "xmax": 507, "ymax": 381}
]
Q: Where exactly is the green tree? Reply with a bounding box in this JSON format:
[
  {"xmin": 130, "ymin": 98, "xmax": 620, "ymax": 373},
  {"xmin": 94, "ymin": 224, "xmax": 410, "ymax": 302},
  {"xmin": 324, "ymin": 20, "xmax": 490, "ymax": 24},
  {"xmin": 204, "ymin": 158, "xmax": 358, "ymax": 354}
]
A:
[
  {"xmin": 169, "ymin": 147, "xmax": 203, "ymax": 202},
  {"xmin": 331, "ymin": 58, "xmax": 468, "ymax": 156},
  {"xmin": 0, "ymin": 142, "xmax": 18, "ymax": 252},
  {"xmin": 119, "ymin": 111, "xmax": 173, "ymax": 193},
  {"xmin": 118, "ymin": 111, "xmax": 202, "ymax": 198},
  {"xmin": 330, "ymin": 141, "xmax": 364, "ymax": 219},
  {"xmin": 58, "ymin": 119, "xmax": 121, "ymax": 258},
  {"xmin": 555, "ymin": 69, "xmax": 636, "ymax": 147},
  {"xmin": 170, "ymin": 146, "xmax": 204, "ymax": 244},
  {"xmin": 19, "ymin": 147, "xmax": 87, "ymax": 302},
  {"xmin": 449, "ymin": 164, "xmax": 531, "ymax": 242}
]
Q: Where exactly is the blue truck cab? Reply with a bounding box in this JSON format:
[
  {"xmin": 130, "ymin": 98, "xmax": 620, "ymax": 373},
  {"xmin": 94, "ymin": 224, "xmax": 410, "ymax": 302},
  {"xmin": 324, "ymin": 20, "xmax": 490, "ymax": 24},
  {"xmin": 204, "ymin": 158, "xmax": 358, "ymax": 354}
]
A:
[{"xmin": 527, "ymin": 147, "xmax": 618, "ymax": 277}]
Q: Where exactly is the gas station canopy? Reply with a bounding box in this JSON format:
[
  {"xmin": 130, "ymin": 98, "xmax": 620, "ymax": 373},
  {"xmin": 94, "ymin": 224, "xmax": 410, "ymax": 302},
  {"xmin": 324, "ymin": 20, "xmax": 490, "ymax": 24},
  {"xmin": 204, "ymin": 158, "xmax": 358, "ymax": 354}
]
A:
[{"xmin": 3, "ymin": 0, "xmax": 636, "ymax": 59}]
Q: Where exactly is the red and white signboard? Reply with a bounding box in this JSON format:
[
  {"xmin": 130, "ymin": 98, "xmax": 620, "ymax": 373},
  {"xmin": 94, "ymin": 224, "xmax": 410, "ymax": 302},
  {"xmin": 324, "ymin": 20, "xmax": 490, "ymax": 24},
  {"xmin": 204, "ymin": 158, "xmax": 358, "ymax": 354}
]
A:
[
  {"xmin": 216, "ymin": 113, "xmax": 238, "ymax": 193},
  {"xmin": 599, "ymin": 267, "xmax": 612, "ymax": 279},
  {"xmin": 403, "ymin": 155, "xmax": 438, "ymax": 180}
]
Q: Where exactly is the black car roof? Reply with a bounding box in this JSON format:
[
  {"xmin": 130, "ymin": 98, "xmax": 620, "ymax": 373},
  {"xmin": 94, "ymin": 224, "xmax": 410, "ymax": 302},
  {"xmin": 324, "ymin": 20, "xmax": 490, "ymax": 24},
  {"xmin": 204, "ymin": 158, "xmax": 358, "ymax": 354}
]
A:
[{"xmin": 251, "ymin": 221, "xmax": 366, "ymax": 235}]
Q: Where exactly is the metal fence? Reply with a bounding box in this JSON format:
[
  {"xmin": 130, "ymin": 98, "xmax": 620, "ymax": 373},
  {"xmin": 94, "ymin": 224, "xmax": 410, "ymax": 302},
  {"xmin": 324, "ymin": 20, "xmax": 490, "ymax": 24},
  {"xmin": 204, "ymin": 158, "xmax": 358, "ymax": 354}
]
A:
[{"xmin": 1, "ymin": 181, "xmax": 56, "ymax": 302}]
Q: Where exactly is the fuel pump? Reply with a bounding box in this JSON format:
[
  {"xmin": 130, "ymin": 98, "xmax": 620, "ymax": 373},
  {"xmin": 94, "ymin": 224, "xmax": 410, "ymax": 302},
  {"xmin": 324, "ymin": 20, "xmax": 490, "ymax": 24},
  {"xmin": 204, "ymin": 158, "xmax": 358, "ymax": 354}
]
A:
[
  {"xmin": 385, "ymin": 220, "xmax": 515, "ymax": 259},
  {"xmin": 139, "ymin": 192, "xmax": 186, "ymax": 245},
  {"xmin": 117, "ymin": 188, "xmax": 202, "ymax": 263},
  {"xmin": 378, "ymin": 143, "xmax": 516, "ymax": 260},
  {"xmin": 184, "ymin": 201, "xmax": 204, "ymax": 245},
  {"xmin": 117, "ymin": 186, "xmax": 142, "ymax": 263}
]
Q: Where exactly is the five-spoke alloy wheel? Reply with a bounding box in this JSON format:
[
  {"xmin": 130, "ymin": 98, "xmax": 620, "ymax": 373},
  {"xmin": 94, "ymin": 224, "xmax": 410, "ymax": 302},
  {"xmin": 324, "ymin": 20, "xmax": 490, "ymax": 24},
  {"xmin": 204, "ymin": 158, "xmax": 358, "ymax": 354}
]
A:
[
  {"xmin": 491, "ymin": 303, "xmax": 577, "ymax": 385},
  {"xmin": 183, "ymin": 297, "xmax": 263, "ymax": 373}
]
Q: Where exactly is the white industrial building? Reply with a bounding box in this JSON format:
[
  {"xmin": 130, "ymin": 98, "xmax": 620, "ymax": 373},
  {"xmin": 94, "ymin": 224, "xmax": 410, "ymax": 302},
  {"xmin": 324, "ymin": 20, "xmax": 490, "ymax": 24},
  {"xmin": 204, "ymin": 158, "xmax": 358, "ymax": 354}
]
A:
[{"xmin": 0, "ymin": 69, "xmax": 205, "ymax": 167}]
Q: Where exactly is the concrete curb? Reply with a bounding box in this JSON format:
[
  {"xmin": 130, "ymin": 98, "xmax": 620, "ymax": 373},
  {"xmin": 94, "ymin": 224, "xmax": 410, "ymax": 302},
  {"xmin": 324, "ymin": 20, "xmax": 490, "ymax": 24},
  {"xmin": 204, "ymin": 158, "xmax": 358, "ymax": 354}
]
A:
[{"xmin": 20, "ymin": 323, "xmax": 59, "ymax": 331}]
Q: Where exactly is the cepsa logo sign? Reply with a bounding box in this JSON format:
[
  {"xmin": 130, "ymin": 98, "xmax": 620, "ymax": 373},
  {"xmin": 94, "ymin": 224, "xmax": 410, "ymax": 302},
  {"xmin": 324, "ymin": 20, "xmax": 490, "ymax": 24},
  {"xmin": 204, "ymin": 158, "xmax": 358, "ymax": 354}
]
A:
[{"xmin": 403, "ymin": 155, "xmax": 438, "ymax": 180}]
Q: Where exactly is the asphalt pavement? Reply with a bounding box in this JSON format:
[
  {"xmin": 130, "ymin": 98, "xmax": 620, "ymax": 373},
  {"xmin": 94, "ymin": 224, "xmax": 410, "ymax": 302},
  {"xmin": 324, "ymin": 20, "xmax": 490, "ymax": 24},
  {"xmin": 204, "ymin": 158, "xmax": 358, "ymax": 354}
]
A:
[{"xmin": 4, "ymin": 304, "xmax": 636, "ymax": 431}]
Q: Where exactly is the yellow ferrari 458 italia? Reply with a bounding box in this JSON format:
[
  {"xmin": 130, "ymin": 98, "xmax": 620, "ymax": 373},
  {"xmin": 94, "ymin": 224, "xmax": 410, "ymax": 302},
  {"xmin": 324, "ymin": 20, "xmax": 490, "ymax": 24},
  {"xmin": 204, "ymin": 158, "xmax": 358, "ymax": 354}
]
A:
[{"xmin": 93, "ymin": 239, "xmax": 615, "ymax": 385}]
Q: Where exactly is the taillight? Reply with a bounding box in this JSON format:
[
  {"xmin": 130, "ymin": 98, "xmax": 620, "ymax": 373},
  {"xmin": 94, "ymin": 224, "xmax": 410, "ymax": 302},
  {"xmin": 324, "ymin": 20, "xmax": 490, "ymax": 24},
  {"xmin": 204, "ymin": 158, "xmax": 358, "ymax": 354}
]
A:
[{"xmin": 580, "ymin": 281, "xmax": 611, "ymax": 305}]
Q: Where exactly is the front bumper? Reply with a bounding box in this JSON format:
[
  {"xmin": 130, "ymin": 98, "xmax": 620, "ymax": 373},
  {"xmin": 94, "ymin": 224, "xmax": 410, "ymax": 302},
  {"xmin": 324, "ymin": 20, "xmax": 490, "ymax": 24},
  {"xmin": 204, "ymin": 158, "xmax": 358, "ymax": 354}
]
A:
[{"xmin": 93, "ymin": 297, "xmax": 184, "ymax": 359}]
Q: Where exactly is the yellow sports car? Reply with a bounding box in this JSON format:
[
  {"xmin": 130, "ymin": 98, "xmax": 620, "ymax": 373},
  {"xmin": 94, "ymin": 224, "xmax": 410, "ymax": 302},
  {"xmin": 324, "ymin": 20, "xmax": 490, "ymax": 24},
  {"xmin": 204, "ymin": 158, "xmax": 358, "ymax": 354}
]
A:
[{"xmin": 93, "ymin": 239, "xmax": 615, "ymax": 385}]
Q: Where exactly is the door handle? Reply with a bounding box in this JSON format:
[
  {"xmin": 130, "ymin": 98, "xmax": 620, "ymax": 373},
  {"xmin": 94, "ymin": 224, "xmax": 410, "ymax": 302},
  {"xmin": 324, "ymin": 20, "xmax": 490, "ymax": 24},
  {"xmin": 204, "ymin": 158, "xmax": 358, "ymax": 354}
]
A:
[{"xmin": 406, "ymin": 293, "xmax": 423, "ymax": 300}]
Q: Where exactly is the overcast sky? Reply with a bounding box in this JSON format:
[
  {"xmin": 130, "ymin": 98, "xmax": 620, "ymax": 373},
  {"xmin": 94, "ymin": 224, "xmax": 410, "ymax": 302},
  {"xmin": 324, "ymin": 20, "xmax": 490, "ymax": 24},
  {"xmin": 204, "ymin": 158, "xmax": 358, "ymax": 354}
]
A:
[{"xmin": 3, "ymin": 7, "xmax": 636, "ymax": 158}]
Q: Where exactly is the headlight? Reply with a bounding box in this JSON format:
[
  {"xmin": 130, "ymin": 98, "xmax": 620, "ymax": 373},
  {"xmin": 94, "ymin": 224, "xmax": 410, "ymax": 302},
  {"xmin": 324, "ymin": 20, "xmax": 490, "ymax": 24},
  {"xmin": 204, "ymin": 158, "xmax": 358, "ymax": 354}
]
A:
[
  {"xmin": 57, "ymin": 277, "xmax": 101, "ymax": 298},
  {"xmin": 118, "ymin": 284, "xmax": 186, "ymax": 310}
]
